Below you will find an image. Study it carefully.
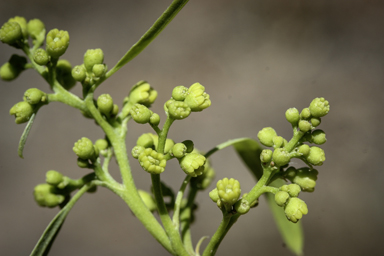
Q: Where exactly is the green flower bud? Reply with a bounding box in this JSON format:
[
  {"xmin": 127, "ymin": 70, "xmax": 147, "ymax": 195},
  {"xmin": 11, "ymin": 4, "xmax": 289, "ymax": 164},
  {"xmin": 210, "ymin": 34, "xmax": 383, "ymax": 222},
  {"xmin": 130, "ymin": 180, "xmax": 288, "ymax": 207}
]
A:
[
  {"xmin": 92, "ymin": 63, "xmax": 106, "ymax": 77},
  {"xmin": 275, "ymin": 191, "xmax": 290, "ymax": 207},
  {"xmin": 298, "ymin": 144, "xmax": 310, "ymax": 157},
  {"xmin": 234, "ymin": 198, "xmax": 251, "ymax": 214},
  {"xmin": 192, "ymin": 163, "xmax": 215, "ymax": 190},
  {"xmin": 95, "ymin": 139, "xmax": 108, "ymax": 151},
  {"xmin": 272, "ymin": 148, "xmax": 291, "ymax": 167},
  {"xmin": 111, "ymin": 104, "xmax": 119, "ymax": 116},
  {"xmin": 184, "ymin": 83, "xmax": 211, "ymax": 112},
  {"xmin": 284, "ymin": 198, "xmax": 308, "ymax": 223},
  {"xmin": 9, "ymin": 101, "xmax": 34, "ymax": 124},
  {"xmin": 46, "ymin": 29, "xmax": 70, "ymax": 58},
  {"xmin": 298, "ymin": 120, "xmax": 311, "ymax": 133},
  {"xmin": 172, "ymin": 143, "xmax": 187, "ymax": 158},
  {"xmin": 33, "ymin": 48, "xmax": 49, "ymax": 66},
  {"xmin": 0, "ymin": 54, "xmax": 27, "ymax": 81},
  {"xmin": 127, "ymin": 81, "xmax": 157, "ymax": 106},
  {"xmin": 172, "ymin": 85, "xmax": 188, "ymax": 101},
  {"xmin": 179, "ymin": 153, "xmax": 206, "ymax": 177},
  {"xmin": 257, "ymin": 127, "xmax": 277, "ymax": 147},
  {"xmin": 310, "ymin": 117, "xmax": 321, "ymax": 127},
  {"xmin": 310, "ymin": 129, "xmax": 327, "ymax": 145},
  {"xmin": 130, "ymin": 103, "xmax": 152, "ymax": 124},
  {"xmin": 309, "ymin": 97, "xmax": 330, "ymax": 118},
  {"xmin": 73, "ymin": 137, "xmax": 96, "ymax": 160},
  {"xmin": 97, "ymin": 94, "xmax": 114, "ymax": 115},
  {"xmin": 138, "ymin": 148, "xmax": 166, "ymax": 174},
  {"xmin": 300, "ymin": 108, "xmax": 311, "ymax": 119},
  {"xmin": 83, "ymin": 48, "xmax": 104, "ymax": 72},
  {"xmin": 8, "ymin": 16, "xmax": 27, "ymax": 38},
  {"xmin": 132, "ymin": 145, "xmax": 145, "ymax": 159},
  {"xmin": 77, "ymin": 157, "xmax": 90, "ymax": 168},
  {"xmin": 285, "ymin": 108, "xmax": 300, "ymax": 125},
  {"xmin": 138, "ymin": 190, "xmax": 157, "ymax": 212},
  {"xmin": 137, "ymin": 133, "xmax": 155, "ymax": 148},
  {"xmin": 34, "ymin": 184, "xmax": 65, "ymax": 208},
  {"xmin": 260, "ymin": 149, "xmax": 273, "ymax": 163},
  {"xmin": 0, "ymin": 22, "xmax": 23, "ymax": 44},
  {"xmin": 56, "ymin": 59, "xmax": 76, "ymax": 90},
  {"xmin": 280, "ymin": 184, "xmax": 301, "ymax": 197},
  {"xmin": 167, "ymin": 101, "xmax": 191, "ymax": 120},
  {"xmin": 286, "ymin": 167, "xmax": 318, "ymax": 192},
  {"xmin": 149, "ymin": 113, "xmax": 160, "ymax": 126},
  {"xmin": 182, "ymin": 140, "xmax": 194, "ymax": 153},
  {"xmin": 23, "ymin": 88, "xmax": 47, "ymax": 105},
  {"xmin": 306, "ymin": 146, "xmax": 325, "ymax": 166},
  {"xmin": 27, "ymin": 19, "xmax": 45, "ymax": 39},
  {"xmin": 209, "ymin": 188, "xmax": 219, "ymax": 203},
  {"xmin": 71, "ymin": 65, "xmax": 86, "ymax": 82},
  {"xmin": 273, "ymin": 136, "xmax": 285, "ymax": 148},
  {"xmin": 46, "ymin": 170, "xmax": 64, "ymax": 186},
  {"xmin": 217, "ymin": 178, "xmax": 241, "ymax": 207}
]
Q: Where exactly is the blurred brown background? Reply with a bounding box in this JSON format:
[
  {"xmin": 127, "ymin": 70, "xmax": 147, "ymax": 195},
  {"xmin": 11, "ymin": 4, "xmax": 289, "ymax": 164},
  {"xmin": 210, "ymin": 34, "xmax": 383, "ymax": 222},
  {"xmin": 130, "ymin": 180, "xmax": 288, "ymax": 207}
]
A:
[{"xmin": 1, "ymin": 0, "xmax": 383, "ymax": 255}]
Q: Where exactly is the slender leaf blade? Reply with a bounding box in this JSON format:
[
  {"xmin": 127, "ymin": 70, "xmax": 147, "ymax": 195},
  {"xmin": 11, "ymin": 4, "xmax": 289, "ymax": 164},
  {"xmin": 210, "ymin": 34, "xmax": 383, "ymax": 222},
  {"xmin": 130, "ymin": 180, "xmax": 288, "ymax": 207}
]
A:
[{"xmin": 18, "ymin": 113, "xmax": 36, "ymax": 158}]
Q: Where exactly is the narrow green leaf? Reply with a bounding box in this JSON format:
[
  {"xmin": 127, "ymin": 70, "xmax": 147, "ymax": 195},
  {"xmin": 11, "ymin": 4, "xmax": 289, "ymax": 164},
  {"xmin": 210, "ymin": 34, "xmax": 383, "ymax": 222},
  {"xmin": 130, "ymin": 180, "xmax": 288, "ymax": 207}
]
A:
[
  {"xmin": 30, "ymin": 184, "xmax": 91, "ymax": 256},
  {"xmin": 18, "ymin": 113, "xmax": 36, "ymax": 158},
  {"xmin": 232, "ymin": 138, "xmax": 304, "ymax": 256}
]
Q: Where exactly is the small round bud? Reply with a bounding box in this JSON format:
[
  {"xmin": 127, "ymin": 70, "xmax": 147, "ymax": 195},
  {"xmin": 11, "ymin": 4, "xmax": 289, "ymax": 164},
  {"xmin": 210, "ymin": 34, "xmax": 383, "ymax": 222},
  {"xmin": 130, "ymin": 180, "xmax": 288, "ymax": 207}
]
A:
[
  {"xmin": 0, "ymin": 54, "xmax": 27, "ymax": 81},
  {"xmin": 92, "ymin": 63, "xmax": 106, "ymax": 77},
  {"xmin": 71, "ymin": 65, "xmax": 86, "ymax": 82},
  {"xmin": 234, "ymin": 199, "xmax": 251, "ymax": 214},
  {"xmin": 172, "ymin": 143, "xmax": 188, "ymax": 158},
  {"xmin": 285, "ymin": 108, "xmax": 300, "ymax": 125},
  {"xmin": 77, "ymin": 158, "xmax": 90, "ymax": 168},
  {"xmin": 83, "ymin": 48, "xmax": 104, "ymax": 71},
  {"xmin": 275, "ymin": 191, "xmax": 290, "ymax": 207},
  {"xmin": 130, "ymin": 104, "xmax": 152, "ymax": 124},
  {"xmin": 298, "ymin": 120, "xmax": 311, "ymax": 133},
  {"xmin": 128, "ymin": 81, "xmax": 158, "ymax": 106},
  {"xmin": 167, "ymin": 101, "xmax": 191, "ymax": 120},
  {"xmin": 310, "ymin": 129, "xmax": 327, "ymax": 145},
  {"xmin": 272, "ymin": 148, "xmax": 291, "ymax": 167},
  {"xmin": 172, "ymin": 85, "xmax": 188, "ymax": 101},
  {"xmin": 286, "ymin": 184, "xmax": 301, "ymax": 197},
  {"xmin": 284, "ymin": 198, "xmax": 308, "ymax": 223},
  {"xmin": 34, "ymin": 184, "xmax": 65, "ymax": 208},
  {"xmin": 111, "ymin": 104, "xmax": 119, "ymax": 116},
  {"xmin": 33, "ymin": 48, "xmax": 49, "ymax": 66},
  {"xmin": 309, "ymin": 97, "xmax": 330, "ymax": 118},
  {"xmin": 209, "ymin": 188, "xmax": 219, "ymax": 203},
  {"xmin": 95, "ymin": 139, "xmax": 108, "ymax": 151},
  {"xmin": 138, "ymin": 148, "xmax": 166, "ymax": 174},
  {"xmin": 9, "ymin": 101, "xmax": 34, "ymax": 124},
  {"xmin": 260, "ymin": 149, "xmax": 273, "ymax": 163},
  {"xmin": 73, "ymin": 137, "xmax": 95, "ymax": 160},
  {"xmin": 149, "ymin": 113, "xmax": 160, "ymax": 126},
  {"xmin": 300, "ymin": 108, "xmax": 311, "ymax": 119},
  {"xmin": 136, "ymin": 133, "xmax": 154, "ymax": 148},
  {"xmin": 138, "ymin": 190, "xmax": 157, "ymax": 212},
  {"xmin": 273, "ymin": 136, "xmax": 285, "ymax": 148},
  {"xmin": 298, "ymin": 144, "xmax": 310, "ymax": 157},
  {"xmin": 24, "ymin": 88, "xmax": 46, "ymax": 105},
  {"xmin": 46, "ymin": 170, "xmax": 64, "ymax": 186},
  {"xmin": 257, "ymin": 127, "xmax": 277, "ymax": 147},
  {"xmin": 0, "ymin": 22, "xmax": 23, "ymax": 44},
  {"xmin": 46, "ymin": 29, "xmax": 70, "ymax": 58},
  {"xmin": 217, "ymin": 178, "xmax": 241, "ymax": 207},
  {"xmin": 306, "ymin": 146, "xmax": 325, "ymax": 166},
  {"xmin": 56, "ymin": 59, "xmax": 76, "ymax": 90},
  {"xmin": 179, "ymin": 153, "xmax": 206, "ymax": 177},
  {"xmin": 182, "ymin": 140, "xmax": 194, "ymax": 153},
  {"xmin": 132, "ymin": 145, "xmax": 145, "ymax": 159},
  {"xmin": 184, "ymin": 83, "xmax": 211, "ymax": 112},
  {"xmin": 289, "ymin": 168, "xmax": 319, "ymax": 192},
  {"xmin": 310, "ymin": 117, "xmax": 321, "ymax": 127},
  {"xmin": 8, "ymin": 16, "xmax": 27, "ymax": 38},
  {"xmin": 27, "ymin": 19, "xmax": 45, "ymax": 39},
  {"xmin": 97, "ymin": 94, "xmax": 114, "ymax": 115},
  {"xmin": 192, "ymin": 163, "xmax": 215, "ymax": 190}
]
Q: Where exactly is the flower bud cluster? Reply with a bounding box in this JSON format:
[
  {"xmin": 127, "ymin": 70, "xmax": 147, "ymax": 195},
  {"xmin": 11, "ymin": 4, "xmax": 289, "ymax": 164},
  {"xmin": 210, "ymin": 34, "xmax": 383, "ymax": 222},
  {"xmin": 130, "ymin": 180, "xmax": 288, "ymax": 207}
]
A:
[
  {"xmin": 130, "ymin": 103, "xmax": 159, "ymax": 125},
  {"xmin": 209, "ymin": 178, "xmax": 241, "ymax": 211},
  {"xmin": 125, "ymin": 81, "xmax": 158, "ymax": 107},
  {"xmin": 73, "ymin": 137, "xmax": 99, "ymax": 164},
  {"xmin": 274, "ymin": 184, "xmax": 307, "ymax": 223}
]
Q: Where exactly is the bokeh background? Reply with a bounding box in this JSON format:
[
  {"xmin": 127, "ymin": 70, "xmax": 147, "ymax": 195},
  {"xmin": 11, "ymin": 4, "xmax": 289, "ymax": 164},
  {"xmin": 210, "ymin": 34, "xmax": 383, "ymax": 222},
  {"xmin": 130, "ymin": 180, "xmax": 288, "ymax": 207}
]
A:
[{"xmin": 1, "ymin": 0, "xmax": 383, "ymax": 255}]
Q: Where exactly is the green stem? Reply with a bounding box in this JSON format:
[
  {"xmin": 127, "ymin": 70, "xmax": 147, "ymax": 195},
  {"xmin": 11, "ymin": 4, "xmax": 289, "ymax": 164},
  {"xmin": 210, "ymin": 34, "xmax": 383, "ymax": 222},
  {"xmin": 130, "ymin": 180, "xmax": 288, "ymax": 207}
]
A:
[
  {"xmin": 173, "ymin": 175, "xmax": 192, "ymax": 230},
  {"xmin": 181, "ymin": 188, "xmax": 198, "ymax": 255},
  {"xmin": 243, "ymin": 166, "xmax": 278, "ymax": 204},
  {"xmin": 47, "ymin": 89, "xmax": 88, "ymax": 113},
  {"xmin": 202, "ymin": 212, "xmax": 232, "ymax": 256},
  {"xmin": 284, "ymin": 129, "xmax": 304, "ymax": 152}
]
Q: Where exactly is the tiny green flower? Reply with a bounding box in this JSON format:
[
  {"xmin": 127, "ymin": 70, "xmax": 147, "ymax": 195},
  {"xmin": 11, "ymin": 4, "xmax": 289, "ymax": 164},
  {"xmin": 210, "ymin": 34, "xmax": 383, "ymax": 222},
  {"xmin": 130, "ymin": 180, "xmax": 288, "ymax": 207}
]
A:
[
  {"xmin": 273, "ymin": 136, "xmax": 285, "ymax": 148},
  {"xmin": 95, "ymin": 139, "xmax": 109, "ymax": 151},
  {"xmin": 132, "ymin": 145, "xmax": 145, "ymax": 159},
  {"xmin": 285, "ymin": 108, "xmax": 300, "ymax": 125},
  {"xmin": 298, "ymin": 120, "xmax": 311, "ymax": 133},
  {"xmin": 127, "ymin": 81, "xmax": 158, "ymax": 106},
  {"xmin": 92, "ymin": 63, "xmax": 106, "ymax": 77},
  {"xmin": 46, "ymin": 29, "xmax": 70, "ymax": 58},
  {"xmin": 192, "ymin": 163, "xmax": 215, "ymax": 190},
  {"xmin": 24, "ymin": 88, "xmax": 46, "ymax": 105},
  {"xmin": 83, "ymin": 48, "xmax": 104, "ymax": 72},
  {"xmin": 73, "ymin": 137, "xmax": 96, "ymax": 160},
  {"xmin": 111, "ymin": 104, "xmax": 119, "ymax": 116},
  {"xmin": 27, "ymin": 19, "xmax": 45, "ymax": 39},
  {"xmin": 260, "ymin": 149, "xmax": 273, "ymax": 163},
  {"xmin": 172, "ymin": 143, "xmax": 188, "ymax": 158},
  {"xmin": 97, "ymin": 94, "xmax": 114, "ymax": 115},
  {"xmin": 310, "ymin": 117, "xmax": 321, "ymax": 127},
  {"xmin": 300, "ymin": 108, "xmax": 311, "ymax": 119},
  {"xmin": 275, "ymin": 191, "xmax": 290, "ymax": 207},
  {"xmin": 167, "ymin": 101, "xmax": 191, "ymax": 120},
  {"xmin": 272, "ymin": 148, "xmax": 291, "ymax": 167},
  {"xmin": 46, "ymin": 170, "xmax": 64, "ymax": 186},
  {"xmin": 136, "ymin": 133, "xmax": 155, "ymax": 148},
  {"xmin": 71, "ymin": 65, "xmax": 86, "ymax": 82},
  {"xmin": 234, "ymin": 198, "xmax": 251, "ymax": 214},
  {"xmin": 184, "ymin": 83, "xmax": 211, "ymax": 112},
  {"xmin": 217, "ymin": 178, "xmax": 241, "ymax": 208},
  {"xmin": 138, "ymin": 148, "xmax": 166, "ymax": 174},
  {"xmin": 209, "ymin": 188, "xmax": 219, "ymax": 203},
  {"xmin": 298, "ymin": 144, "xmax": 310, "ymax": 157},
  {"xmin": 34, "ymin": 184, "xmax": 65, "ymax": 208},
  {"xmin": 33, "ymin": 48, "xmax": 49, "ymax": 66},
  {"xmin": 138, "ymin": 190, "xmax": 157, "ymax": 212},
  {"xmin": 56, "ymin": 59, "xmax": 76, "ymax": 90},
  {"xmin": 9, "ymin": 101, "xmax": 34, "ymax": 124},
  {"xmin": 0, "ymin": 22, "xmax": 23, "ymax": 44},
  {"xmin": 8, "ymin": 16, "xmax": 27, "ymax": 38},
  {"xmin": 306, "ymin": 146, "xmax": 325, "ymax": 166},
  {"xmin": 310, "ymin": 129, "xmax": 327, "ymax": 145},
  {"xmin": 280, "ymin": 184, "xmax": 301, "ymax": 197},
  {"xmin": 179, "ymin": 153, "xmax": 206, "ymax": 177},
  {"xmin": 0, "ymin": 54, "xmax": 27, "ymax": 81},
  {"xmin": 284, "ymin": 197, "xmax": 308, "ymax": 223},
  {"xmin": 182, "ymin": 140, "xmax": 194, "ymax": 153},
  {"xmin": 130, "ymin": 103, "xmax": 152, "ymax": 124},
  {"xmin": 257, "ymin": 127, "xmax": 277, "ymax": 147},
  {"xmin": 172, "ymin": 85, "xmax": 188, "ymax": 101},
  {"xmin": 309, "ymin": 97, "xmax": 330, "ymax": 117},
  {"xmin": 149, "ymin": 113, "xmax": 160, "ymax": 126},
  {"xmin": 286, "ymin": 167, "xmax": 318, "ymax": 192}
]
